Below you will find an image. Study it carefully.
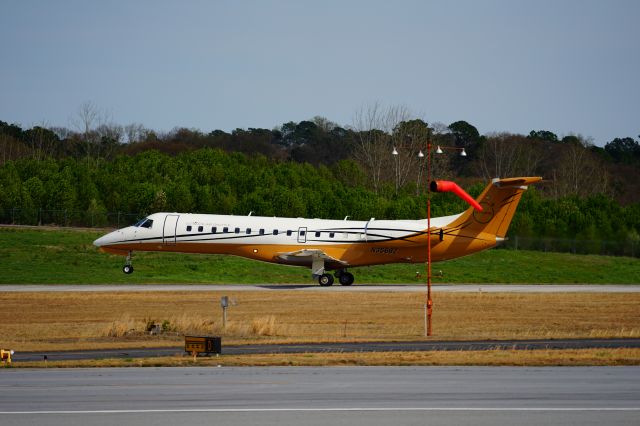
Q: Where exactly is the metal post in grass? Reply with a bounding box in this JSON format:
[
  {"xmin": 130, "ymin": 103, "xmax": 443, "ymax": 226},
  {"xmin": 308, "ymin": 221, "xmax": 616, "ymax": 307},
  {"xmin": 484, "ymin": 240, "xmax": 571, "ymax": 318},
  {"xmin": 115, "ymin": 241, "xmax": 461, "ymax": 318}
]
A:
[
  {"xmin": 220, "ymin": 296, "xmax": 229, "ymax": 328},
  {"xmin": 424, "ymin": 303, "xmax": 428, "ymax": 337}
]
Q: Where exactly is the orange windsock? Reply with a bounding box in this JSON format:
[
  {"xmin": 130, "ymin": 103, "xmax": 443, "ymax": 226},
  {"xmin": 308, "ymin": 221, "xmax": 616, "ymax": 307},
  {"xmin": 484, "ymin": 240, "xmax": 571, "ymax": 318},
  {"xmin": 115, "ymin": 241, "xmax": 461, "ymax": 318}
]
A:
[{"xmin": 430, "ymin": 180, "xmax": 483, "ymax": 211}]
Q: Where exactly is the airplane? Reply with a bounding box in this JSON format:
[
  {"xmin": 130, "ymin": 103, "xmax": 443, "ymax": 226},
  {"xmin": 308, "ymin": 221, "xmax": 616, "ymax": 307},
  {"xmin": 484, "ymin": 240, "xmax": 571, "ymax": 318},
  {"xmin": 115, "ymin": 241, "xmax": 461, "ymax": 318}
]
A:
[{"xmin": 94, "ymin": 176, "xmax": 541, "ymax": 286}]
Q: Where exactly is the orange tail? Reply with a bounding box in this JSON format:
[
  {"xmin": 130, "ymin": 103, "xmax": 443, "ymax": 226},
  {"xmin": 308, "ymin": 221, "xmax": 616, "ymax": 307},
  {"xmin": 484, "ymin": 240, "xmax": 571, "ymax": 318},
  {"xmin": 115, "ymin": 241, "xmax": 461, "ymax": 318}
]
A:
[{"xmin": 447, "ymin": 177, "xmax": 542, "ymax": 239}]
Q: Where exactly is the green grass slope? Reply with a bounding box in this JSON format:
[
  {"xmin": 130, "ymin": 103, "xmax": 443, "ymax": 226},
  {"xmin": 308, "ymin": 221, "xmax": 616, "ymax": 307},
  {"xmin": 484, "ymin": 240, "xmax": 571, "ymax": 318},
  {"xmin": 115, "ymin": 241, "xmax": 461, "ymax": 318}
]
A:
[{"xmin": 0, "ymin": 227, "xmax": 638, "ymax": 284}]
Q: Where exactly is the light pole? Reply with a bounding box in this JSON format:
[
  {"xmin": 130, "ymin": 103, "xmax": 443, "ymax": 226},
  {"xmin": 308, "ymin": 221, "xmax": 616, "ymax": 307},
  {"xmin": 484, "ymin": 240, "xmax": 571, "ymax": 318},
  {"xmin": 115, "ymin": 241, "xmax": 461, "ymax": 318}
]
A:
[{"xmin": 393, "ymin": 139, "xmax": 467, "ymax": 337}]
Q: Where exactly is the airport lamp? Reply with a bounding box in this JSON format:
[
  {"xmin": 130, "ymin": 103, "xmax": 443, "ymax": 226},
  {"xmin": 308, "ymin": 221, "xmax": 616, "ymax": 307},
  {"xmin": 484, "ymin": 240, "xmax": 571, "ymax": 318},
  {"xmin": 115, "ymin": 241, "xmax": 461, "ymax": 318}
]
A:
[{"xmin": 393, "ymin": 140, "xmax": 467, "ymax": 337}]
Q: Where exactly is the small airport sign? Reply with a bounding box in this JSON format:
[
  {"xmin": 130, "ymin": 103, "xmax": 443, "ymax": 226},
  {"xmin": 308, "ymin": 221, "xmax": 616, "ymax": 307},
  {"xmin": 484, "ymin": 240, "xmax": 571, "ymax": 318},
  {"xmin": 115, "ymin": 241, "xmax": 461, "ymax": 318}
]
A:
[{"xmin": 184, "ymin": 336, "xmax": 222, "ymax": 356}]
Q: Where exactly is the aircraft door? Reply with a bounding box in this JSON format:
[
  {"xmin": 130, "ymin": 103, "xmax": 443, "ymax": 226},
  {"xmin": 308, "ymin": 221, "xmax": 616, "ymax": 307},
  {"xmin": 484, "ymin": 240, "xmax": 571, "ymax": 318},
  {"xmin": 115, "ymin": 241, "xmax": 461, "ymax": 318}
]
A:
[
  {"xmin": 163, "ymin": 214, "xmax": 179, "ymax": 245},
  {"xmin": 297, "ymin": 227, "xmax": 307, "ymax": 243}
]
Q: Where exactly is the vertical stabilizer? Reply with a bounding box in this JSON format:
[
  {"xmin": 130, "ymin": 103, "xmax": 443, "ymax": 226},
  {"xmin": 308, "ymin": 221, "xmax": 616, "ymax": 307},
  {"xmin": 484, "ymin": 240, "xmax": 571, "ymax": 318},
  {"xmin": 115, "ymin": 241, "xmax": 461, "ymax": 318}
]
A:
[{"xmin": 447, "ymin": 177, "xmax": 542, "ymax": 238}]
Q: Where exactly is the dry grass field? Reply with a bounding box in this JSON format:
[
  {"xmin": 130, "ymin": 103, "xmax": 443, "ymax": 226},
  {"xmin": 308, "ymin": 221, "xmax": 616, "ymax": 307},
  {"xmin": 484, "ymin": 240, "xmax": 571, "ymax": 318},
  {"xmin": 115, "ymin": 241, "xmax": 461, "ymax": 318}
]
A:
[
  {"xmin": 14, "ymin": 349, "xmax": 640, "ymax": 368},
  {"xmin": 1, "ymin": 290, "xmax": 639, "ymax": 352}
]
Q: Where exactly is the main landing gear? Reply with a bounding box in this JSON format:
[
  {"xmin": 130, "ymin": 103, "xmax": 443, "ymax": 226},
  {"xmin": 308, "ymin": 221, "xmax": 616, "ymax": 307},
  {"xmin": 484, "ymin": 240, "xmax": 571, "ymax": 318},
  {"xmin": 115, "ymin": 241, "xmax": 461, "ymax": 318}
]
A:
[
  {"xmin": 317, "ymin": 270, "xmax": 355, "ymax": 287},
  {"xmin": 338, "ymin": 272, "xmax": 354, "ymax": 286},
  {"xmin": 122, "ymin": 251, "xmax": 134, "ymax": 274},
  {"xmin": 336, "ymin": 269, "xmax": 354, "ymax": 286},
  {"xmin": 318, "ymin": 273, "xmax": 334, "ymax": 286}
]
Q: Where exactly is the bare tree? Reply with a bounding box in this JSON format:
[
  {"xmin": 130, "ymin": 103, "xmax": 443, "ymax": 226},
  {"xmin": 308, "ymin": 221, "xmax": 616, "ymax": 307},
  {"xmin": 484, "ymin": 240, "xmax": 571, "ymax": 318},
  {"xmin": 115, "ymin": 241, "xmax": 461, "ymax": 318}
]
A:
[
  {"xmin": 70, "ymin": 101, "xmax": 108, "ymax": 162},
  {"xmin": 518, "ymin": 138, "xmax": 544, "ymax": 177},
  {"xmin": 476, "ymin": 133, "xmax": 543, "ymax": 179},
  {"xmin": 50, "ymin": 126, "xmax": 73, "ymax": 140},
  {"xmin": 352, "ymin": 103, "xmax": 415, "ymax": 193},
  {"xmin": 124, "ymin": 123, "xmax": 148, "ymax": 144},
  {"xmin": 551, "ymin": 136, "xmax": 609, "ymax": 197}
]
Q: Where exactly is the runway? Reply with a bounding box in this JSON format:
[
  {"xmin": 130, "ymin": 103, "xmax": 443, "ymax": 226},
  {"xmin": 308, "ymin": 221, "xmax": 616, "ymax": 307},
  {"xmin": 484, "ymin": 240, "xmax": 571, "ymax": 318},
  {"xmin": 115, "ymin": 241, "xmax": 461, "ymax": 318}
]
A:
[
  {"xmin": 1, "ymin": 284, "xmax": 639, "ymax": 292},
  {"xmin": 1, "ymin": 367, "xmax": 638, "ymax": 425}
]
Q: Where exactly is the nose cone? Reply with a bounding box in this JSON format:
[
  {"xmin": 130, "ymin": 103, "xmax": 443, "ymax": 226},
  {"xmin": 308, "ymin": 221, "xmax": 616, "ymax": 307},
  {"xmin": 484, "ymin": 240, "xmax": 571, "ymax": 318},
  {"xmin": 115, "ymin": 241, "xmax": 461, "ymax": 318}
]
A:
[
  {"xmin": 93, "ymin": 235, "xmax": 107, "ymax": 247},
  {"xmin": 93, "ymin": 230, "xmax": 123, "ymax": 247}
]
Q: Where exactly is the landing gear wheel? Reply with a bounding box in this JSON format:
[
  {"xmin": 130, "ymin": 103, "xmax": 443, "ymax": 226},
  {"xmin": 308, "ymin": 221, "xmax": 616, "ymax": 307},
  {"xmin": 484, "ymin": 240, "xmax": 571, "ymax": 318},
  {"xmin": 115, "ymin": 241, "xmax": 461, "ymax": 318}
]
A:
[
  {"xmin": 318, "ymin": 273, "xmax": 334, "ymax": 286},
  {"xmin": 338, "ymin": 272, "xmax": 354, "ymax": 286},
  {"xmin": 122, "ymin": 251, "xmax": 134, "ymax": 274}
]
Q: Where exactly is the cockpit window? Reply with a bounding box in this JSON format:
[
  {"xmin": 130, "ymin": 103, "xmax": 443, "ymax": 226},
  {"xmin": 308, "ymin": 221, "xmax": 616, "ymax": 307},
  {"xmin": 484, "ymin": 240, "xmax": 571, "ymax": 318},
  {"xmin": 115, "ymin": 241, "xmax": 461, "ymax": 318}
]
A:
[{"xmin": 134, "ymin": 218, "xmax": 153, "ymax": 228}]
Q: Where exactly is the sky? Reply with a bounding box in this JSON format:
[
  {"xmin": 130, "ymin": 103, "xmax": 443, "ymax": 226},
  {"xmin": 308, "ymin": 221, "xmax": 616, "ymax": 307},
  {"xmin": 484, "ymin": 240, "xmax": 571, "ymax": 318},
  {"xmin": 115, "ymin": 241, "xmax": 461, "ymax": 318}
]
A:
[{"xmin": 1, "ymin": 0, "xmax": 638, "ymax": 146}]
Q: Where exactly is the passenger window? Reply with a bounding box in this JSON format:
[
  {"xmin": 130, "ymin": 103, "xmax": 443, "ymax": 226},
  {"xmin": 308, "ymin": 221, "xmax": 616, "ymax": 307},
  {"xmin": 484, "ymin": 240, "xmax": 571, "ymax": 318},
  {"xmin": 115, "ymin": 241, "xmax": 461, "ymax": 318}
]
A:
[
  {"xmin": 300, "ymin": 230, "xmax": 306, "ymax": 236},
  {"xmin": 246, "ymin": 228, "xmax": 251, "ymax": 234},
  {"xmin": 273, "ymin": 230, "xmax": 279, "ymax": 235},
  {"xmin": 315, "ymin": 232, "xmax": 320, "ymax": 237},
  {"xmin": 259, "ymin": 229, "xmax": 265, "ymax": 235},
  {"xmin": 235, "ymin": 228, "xmax": 240, "ymax": 234},
  {"xmin": 223, "ymin": 227, "xmax": 228, "ymax": 233},
  {"xmin": 329, "ymin": 232, "xmax": 335, "ymax": 238},
  {"xmin": 212, "ymin": 227, "xmax": 217, "ymax": 233},
  {"xmin": 286, "ymin": 230, "xmax": 292, "ymax": 236},
  {"xmin": 186, "ymin": 225, "xmax": 192, "ymax": 232},
  {"xmin": 198, "ymin": 226, "xmax": 203, "ymax": 232}
]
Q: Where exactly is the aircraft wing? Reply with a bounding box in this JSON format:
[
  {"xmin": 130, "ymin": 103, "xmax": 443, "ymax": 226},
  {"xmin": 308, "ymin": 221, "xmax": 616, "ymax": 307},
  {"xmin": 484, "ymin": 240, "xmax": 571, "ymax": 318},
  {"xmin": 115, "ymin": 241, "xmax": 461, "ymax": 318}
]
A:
[{"xmin": 276, "ymin": 249, "xmax": 348, "ymax": 272}]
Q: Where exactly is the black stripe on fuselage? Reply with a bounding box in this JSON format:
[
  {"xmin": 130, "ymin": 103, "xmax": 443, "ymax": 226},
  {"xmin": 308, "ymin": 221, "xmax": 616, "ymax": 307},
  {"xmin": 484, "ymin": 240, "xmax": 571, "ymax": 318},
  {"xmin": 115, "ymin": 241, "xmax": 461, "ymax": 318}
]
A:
[{"xmin": 111, "ymin": 226, "xmax": 429, "ymax": 246}]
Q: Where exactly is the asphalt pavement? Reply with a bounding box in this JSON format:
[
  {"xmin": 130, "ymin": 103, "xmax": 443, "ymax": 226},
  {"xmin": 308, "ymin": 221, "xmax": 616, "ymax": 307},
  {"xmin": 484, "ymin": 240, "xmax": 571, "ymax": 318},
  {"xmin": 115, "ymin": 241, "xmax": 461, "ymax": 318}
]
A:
[
  {"xmin": 13, "ymin": 337, "xmax": 640, "ymax": 362},
  {"xmin": 1, "ymin": 366, "xmax": 638, "ymax": 425}
]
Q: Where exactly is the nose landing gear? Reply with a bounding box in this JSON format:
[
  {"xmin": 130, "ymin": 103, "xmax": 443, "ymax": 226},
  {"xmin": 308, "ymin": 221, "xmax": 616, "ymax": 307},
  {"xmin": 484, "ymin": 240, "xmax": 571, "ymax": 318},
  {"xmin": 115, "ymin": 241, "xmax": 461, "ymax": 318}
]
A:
[{"xmin": 122, "ymin": 251, "xmax": 134, "ymax": 274}]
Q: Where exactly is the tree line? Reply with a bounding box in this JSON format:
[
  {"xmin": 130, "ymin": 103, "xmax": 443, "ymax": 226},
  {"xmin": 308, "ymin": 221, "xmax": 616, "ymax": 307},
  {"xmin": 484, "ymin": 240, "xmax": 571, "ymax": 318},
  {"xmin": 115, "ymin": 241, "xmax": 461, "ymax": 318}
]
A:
[{"xmin": 1, "ymin": 103, "xmax": 639, "ymax": 204}]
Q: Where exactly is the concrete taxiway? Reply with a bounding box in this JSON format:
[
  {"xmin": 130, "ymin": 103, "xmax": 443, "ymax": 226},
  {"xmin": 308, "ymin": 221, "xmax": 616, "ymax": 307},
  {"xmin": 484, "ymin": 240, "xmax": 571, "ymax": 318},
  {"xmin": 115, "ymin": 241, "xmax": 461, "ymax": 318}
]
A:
[
  {"xmin": 1, "ymin": 367, "xmax": 638, "ymax": 426},
  {"xmin": 1, "ymin": 284, "xmax": 638, "ymax": 292}
]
